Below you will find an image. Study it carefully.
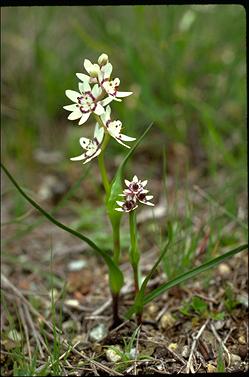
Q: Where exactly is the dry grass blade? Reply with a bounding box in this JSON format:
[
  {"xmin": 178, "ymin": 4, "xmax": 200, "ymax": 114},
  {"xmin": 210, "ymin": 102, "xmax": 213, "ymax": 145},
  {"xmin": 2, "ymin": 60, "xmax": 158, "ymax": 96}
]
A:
[{"xmin": 185, "ymin": 319, "xmax": 209, "ymax": 373}]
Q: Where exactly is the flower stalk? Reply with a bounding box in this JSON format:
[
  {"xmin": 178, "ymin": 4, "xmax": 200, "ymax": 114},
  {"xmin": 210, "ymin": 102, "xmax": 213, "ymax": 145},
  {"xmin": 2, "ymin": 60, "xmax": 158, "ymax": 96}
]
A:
[{"xmin": 129, "ymin": 210, "xmax": 140, "ymax": 295}]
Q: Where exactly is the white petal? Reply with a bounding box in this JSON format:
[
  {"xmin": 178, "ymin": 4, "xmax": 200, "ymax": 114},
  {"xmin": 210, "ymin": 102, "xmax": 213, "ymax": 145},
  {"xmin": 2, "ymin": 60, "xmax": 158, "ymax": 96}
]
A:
[
  {"xmin": 144, "ymin": 202, "xmax": 154, "ymax": 206},
  {"xmin": 112, "ymin": 96, "xmax": 122, "ymax": 102},
  {"xmin": 83, "ymin": 81, "xmax": 91, "ymax": 92},
  {"xmin": 70, "ymin": 152, "xmax": 87, "ymax": 161},
  {"xmin": 141, "ymin": 180, "xmax": 148, "ymax": 187},
  {"xmin": 78, "ymin": 82, "xmax": 86, "ymax": 93},
  {"xmin": 103, "ymin": 63, "xmax": 113, "ymax": 78},
  {"xmin": 76, "ymin": 73, "xmax": 90, "ymax": 82},
  {"xmin": 106, "ymin": 105, "xmax": 111, "ymax": 118},
  {"xmin": 116, "ymin": 201, "xmax": 124, "ymax": 206},
  {"xmin": 63, "ymin": 104, "xmax": 78, "ymax": 111},
  {"xmin": 84, "ymin": 59, "xmax": 94, "ymax": 74},
  {"xmin": 79, "ymin": 137, "xmax": 92, "ymax": 150},
  {"xmin": 113, "ymin": 137, "xmax": 131, "ymax": 149},
  {"xmin": 115, "ymin": 208, "xmax": 124, "ymax": 212},
  {"xmin": 146, "ymin": 195, "xmax": 153, "ymax": 201},
  {"xmin": 94, "ymin": 123, "xmax": 104, "ymax": 143},
  {"xmin": 100, "ymin": 111, "xmax": 107, "ymax": 124},
  {"xmin": 116, "ymin": 91, "xmax": 133, "ymax": 98},
  {"xmin": 92, "ymin": 84, "xmax": 102, "ymax": 98},
  {"xmin": 101, "ymin": 96, "xmax": 114, "ymax": 107},
  {"xmin": 78, "ymin": 112, "xmax": 91, "ymax": 125},
  {"xmin": 83, "ymin": 148, "xmax": 102, "ymax": 164},
  {"xmin": 119, "ymin": 134, "xmax": 136, "ymax": 142},
  {"xmin": 68, "ymin": 109, "xmax": 82, "ymax": 120},
  {"xmin": 125, "ymin": 179, "xmax": 131, "ymax": 187},
  {"xmin": 65, "ymin": 90, "xmax": 80, "ymax": 103},
  {"xmin": 133, "ymin": 176, "xmax": 138, "ymax": 183},
  {"xmin": 94, "ymin": 103, "xmax": 105, "ymax": 115}
]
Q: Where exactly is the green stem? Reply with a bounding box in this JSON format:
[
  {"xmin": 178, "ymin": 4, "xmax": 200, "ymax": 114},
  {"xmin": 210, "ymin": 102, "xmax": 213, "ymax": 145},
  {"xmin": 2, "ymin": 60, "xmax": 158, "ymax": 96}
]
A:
[
  {"xmin": 129, "ymin": 211, "xmax": 140, "ymax": 294},
  {"xmin": 94, "ymin": 114, "xmax": 111, "ymax": 195},
  {"xmin": 112, "ymin": 222, "xmax": 121, "ymax": 265},
  {"xmin": 94, "ymin": 114, "xmax": 122, "ymax": 325}
]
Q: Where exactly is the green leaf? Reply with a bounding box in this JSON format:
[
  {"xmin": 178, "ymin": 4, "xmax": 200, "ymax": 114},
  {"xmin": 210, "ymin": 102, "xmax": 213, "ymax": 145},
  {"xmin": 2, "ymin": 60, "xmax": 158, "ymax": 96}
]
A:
[
  {"xmin": 191, "ymin": 296, "xmax": 208, "ymax": 315},
  {"xmin": 1, "ymin": 163, "xmax": 123, "ymax": 294},
  {"xmin": 126, "ymin": 243, "xmax": 247, "ymax": 317},
  {"xmin": 106, "ymin": 122, "xmax": 153, "ymax": 228}
]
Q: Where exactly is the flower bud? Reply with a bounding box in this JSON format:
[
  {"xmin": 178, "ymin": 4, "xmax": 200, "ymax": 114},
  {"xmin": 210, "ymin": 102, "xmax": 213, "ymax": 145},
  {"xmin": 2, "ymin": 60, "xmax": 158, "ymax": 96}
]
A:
[
  {"xmin": 89, "ymin": 63, "xmax": 100, "ymax": 78},
  {"xmin": 98, "ymin": 53, "xmax": 109, "ymax": 66}
]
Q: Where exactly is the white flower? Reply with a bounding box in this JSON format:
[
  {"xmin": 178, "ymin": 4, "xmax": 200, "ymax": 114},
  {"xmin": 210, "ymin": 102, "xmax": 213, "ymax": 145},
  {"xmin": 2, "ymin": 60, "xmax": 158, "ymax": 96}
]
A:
[
  {"xmin": 70, "ymin": 123, "xmax": 104, "ymax": 164},
  {"xmin": 115, "ymin": 194, "xmax": 138, "ymax": 213},
  {"xmin": 76, "ymin": 54, "xmax": 133, "ymax": 104},
  {"xmin": 115, "ymin": 175, "xmax": 154, "ymax": 212},
  {"xmin": 64, "ymin": 81, "xmax": 105, "ymax": 125},
  {"xmin": 100, "ymin": 106, "xmax": 136, "ymax": 148},
  {"xmin": 98, "ymin": 65, "xmax": 133, "ymax": 103}
]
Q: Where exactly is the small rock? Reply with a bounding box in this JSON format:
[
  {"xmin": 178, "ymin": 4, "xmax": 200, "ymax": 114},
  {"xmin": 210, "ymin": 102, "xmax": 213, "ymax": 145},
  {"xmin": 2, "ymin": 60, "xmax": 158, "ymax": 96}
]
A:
[
  {"xmin": 106, "ymin": 346, "xmax": 122, "ymax": 362},
  {"xmin": 168, "ymin": 343, "xmax": 178, "ymax": 351},
  {"xmin": 64, "ymin": 299, "xmax": 80, "ymax": 308},
  {"xmin": 68, "ymin": 259, "xmax": 87, "ymax": 271},
  {"xmin": 214, "ymin": 320, "xmax": 225, "ymax": 330},
  {"xmin": 160, "ymin": 312, "xmax": 176, "ymax": 330},
  {"xmin": 147, "ymin": 303, "xmax": 158, "ymax": 317},
  {"xmin": 238, "ymin": 335, "xmax": 246, "ymax": 345},
  {"xmin": 237, "ymin": 293, "xmax": 248, "ymax": 308},
  {"xmin": 89, "ymin": 323, "xmax": 107, "ymax": 342},
  {"xmin": 230, "ymin": 353, "xmax": 241, "ymax": 364},
  {"xmin": 218, "ymin": 263, "xmax": 231, "ymax": 277},
  {"xmin": 207, "ymin": 363, "xmax": 216, "ymax": 373},
  {"xmin": 181, "ymin": 345, "xmax": 190, "ymax": 358}
]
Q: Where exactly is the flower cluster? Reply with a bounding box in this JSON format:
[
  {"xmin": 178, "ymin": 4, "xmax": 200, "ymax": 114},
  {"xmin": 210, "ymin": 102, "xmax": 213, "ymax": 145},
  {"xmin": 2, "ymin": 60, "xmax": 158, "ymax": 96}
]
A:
[
  {"xmin": 64, "ymin": 53, "xmax": 136, "ymax": 163},
  {"xmin": 115, "ymin": 175, "xmax": 154, "ymax": 212}
]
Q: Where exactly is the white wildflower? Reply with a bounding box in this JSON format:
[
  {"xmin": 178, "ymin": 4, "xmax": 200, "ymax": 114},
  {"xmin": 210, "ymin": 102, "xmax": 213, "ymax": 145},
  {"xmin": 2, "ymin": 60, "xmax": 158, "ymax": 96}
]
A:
[{"xmin": 100, "ymin": 106, "xmax": 136, "ymax": 148}]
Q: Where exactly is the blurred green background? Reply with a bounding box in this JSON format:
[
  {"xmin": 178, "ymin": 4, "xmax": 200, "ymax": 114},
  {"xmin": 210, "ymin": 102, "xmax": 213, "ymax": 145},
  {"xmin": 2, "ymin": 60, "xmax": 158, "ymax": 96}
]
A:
[{"xmin": 1, "ymin": 4, "xmax": 246, "ymax": 173}]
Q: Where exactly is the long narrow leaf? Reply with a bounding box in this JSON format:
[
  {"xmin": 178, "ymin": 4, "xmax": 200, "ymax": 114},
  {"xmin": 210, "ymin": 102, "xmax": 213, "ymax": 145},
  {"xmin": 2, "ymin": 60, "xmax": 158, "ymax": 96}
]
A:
[
  {"xmin": 1, "ymin": 163, "xmax": 124, "ymax": 293},
  {"xmin": 126, "ymin": 243, "xmax": 247, "ymax": 317}
]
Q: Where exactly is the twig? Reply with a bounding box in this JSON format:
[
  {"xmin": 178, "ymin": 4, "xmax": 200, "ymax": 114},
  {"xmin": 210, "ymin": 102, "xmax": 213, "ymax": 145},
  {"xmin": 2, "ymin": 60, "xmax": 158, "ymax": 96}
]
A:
[
  {"xmin": 1, "ymin": 273, "xmax": 62, "ymax": 335},
  {"xmin": 134, "ymin": 325, "xmax": 141, "ymax": 376},
  {"xmin": 210, "ymin": 323, "xmax": 231, "ymax": 367},
  {"xmin": 18, "ymin": 303, "xmax": 32, "ymax": 362},
  {"xmin": 185, "ymin": 319, "xmax": 209, "ymax": 373},
  {"xmin": 23, "ymin": 303, "xmax": 45, "ymax": 359}
]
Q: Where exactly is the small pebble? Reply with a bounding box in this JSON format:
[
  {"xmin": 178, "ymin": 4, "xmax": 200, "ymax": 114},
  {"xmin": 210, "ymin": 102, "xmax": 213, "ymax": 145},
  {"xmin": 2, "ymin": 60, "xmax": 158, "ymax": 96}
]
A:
[
  {"xmin": 106, "ymin": 346, "xmax": 122, "ymax": 362},
  {"xmin": 214, "ymin": 320, "xmax": 225, "ymax": 330},
  {"xmin": 89, "ymin": 323, "xmax": 107, "ymax": 342},
  {"xmin": 68, "ymin": 259, "xmax": 87, "ymax": 271},
  {"xmin": 181, "ymin": 345, "xmax": 190, "ymax": 358},
  {"xmin": 237, "ymin": 293, "xmax": 248, "ymax": 308},
  {"xmin": 160, "ymin": 313, "xmax": 176, "ymax": 329},
  {"xmin": 238, "ymin": 335, "xmax": 246, "ymax": 345},
  {"xmin": 147, "ymin": 303, "xmax": 158, "ymax": 317},
  {"xmin": 218, "ymin": 263, "xmax": 231, "ymax": 277}
]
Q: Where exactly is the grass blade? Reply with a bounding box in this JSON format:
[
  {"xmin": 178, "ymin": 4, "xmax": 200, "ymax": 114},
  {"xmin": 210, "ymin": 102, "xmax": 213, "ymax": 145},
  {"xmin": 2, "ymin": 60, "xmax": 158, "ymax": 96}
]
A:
[{"xmin": 126, "ymin": 243, "xmax": 247, "ymax": 317}]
